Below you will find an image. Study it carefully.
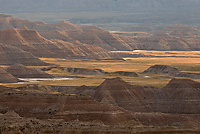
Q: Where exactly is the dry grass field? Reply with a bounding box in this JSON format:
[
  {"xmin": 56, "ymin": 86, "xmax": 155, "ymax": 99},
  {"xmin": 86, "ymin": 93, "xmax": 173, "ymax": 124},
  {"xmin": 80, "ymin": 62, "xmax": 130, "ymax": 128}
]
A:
[{"xmin": 3, "ymin": 51, "xmax": 200, "ymax": 88}]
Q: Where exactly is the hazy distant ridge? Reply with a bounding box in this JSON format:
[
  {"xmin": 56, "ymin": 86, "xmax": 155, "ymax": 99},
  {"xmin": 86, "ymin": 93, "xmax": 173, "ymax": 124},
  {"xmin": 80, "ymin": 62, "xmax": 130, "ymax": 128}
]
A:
[{"xmin": 0, "ymin": 0, "xmax": 200, "ymax": 13}]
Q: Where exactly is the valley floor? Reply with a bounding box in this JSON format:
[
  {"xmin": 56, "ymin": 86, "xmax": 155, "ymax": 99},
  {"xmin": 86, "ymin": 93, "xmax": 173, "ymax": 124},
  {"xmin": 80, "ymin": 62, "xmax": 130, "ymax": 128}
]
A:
[{"xmin": 1, "ymin": 51, "xmax": 200, "ymax": 133}]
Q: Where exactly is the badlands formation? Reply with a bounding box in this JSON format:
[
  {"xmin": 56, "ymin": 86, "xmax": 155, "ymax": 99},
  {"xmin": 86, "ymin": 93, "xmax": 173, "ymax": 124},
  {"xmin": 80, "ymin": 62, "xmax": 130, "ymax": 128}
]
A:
[
  {"xmin": 0, "ymin": 14, "xmax": 200, "ymax": 133},
  {"xmin": 0, "ymin": 15, "xmax": 200, "ymax": 67},
  {"xmin": 0, "ymin": 78, "xmax": 200, "ymax": 133}
]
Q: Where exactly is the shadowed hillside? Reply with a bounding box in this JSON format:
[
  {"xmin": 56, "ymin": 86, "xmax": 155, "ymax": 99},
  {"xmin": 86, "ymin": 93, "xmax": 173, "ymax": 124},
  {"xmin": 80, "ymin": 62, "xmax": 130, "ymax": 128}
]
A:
[
  {"xmin": 6, "ymin": 64, "xmax": 53, "ymax": 78},
  {"xmin": 0, "ymin": 43, "xmax": 48, "ymax": 66},
  {"xmin": 0, "ymin": 67, "xmax": 18, "ymax": 83}
]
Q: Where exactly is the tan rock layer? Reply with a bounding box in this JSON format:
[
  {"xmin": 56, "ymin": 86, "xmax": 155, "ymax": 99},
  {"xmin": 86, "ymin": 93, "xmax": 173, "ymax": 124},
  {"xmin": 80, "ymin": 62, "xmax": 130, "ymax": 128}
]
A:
[
  {"xmin": 0, "ymin": 91, "xmax": 139, "ymax": 125},
  {"xmin": 0, "ymin": 67, "xmax": 18, "ymax": 83},
  {"xmin": 0, "ymin": 43, "xmax": 48, "ymax": 66},
  {"xmin": 93, "ymin": 77, "xmax": 200, "ymax": 114}
]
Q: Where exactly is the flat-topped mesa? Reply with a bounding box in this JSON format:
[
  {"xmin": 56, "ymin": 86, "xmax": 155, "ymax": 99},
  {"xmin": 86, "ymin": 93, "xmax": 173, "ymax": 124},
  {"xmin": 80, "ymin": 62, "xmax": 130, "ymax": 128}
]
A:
[
  {"xmin": 142, "ymin": 65, "xmax": 179, "ymax": 75},
  {"xmin": 6, "ymin": 63, "xmax": 53, "ymax": 78}
]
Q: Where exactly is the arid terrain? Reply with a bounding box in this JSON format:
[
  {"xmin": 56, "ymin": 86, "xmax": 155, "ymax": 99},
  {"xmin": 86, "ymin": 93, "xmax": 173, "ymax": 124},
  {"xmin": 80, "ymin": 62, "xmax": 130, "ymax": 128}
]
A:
[{"xmin": 0, "ymin": 14, "xmax": 200, "ymax": 133}]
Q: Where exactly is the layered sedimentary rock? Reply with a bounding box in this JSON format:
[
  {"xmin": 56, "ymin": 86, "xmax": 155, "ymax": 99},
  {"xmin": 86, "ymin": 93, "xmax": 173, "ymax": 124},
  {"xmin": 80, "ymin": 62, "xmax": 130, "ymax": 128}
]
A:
[
  {"xmin": 0, "ymin": 43, "xmax": 48, "ymax": 66},
  {"xmin": 159, "ymin": 78, "xmax": 200, "ymax": 114},
  {"xmin": 53, "ymin": 95, "xmax": 139, "ymax": 125},
  {"xmin": 142, "ymin": 65, "xmax": 179, "ymax": 75},
  {"xmin": 1, "ymin": 76, "xmax": 200, "ymax": 128},
  {"xmin": 6, "ymin": 64, "xmax": 53, "ymax": 78},
  {"xmin": 0, "ymin": 67, "xmax": 18, "ymax": 83},
  {"xmin": 0, "ymin": 27, "xmax": 121, "ymax": 59},
  {"xmin": 0, "ymin": 110, "xmax": 142, "ymax": 134},
  {"xmin": 64, "ymin": 68, "xmax": 107, "ymax": 75},
  {"xmin": 41, "ymin": 21, "xmax": 137, "ymax": 51},
  {"xmin": 93, "ymin": 77, "xmax": 156, "ymax": 111},
  {"xmin": 136, "ymin": 24, "xmax": 200, "ymax": 51},
  {"xmin": 142, "ymin": 64, "xmax": 200, "ymax": 79},
  {"xmin": 0, "ymin": 90, "xmax": 140, "ymax": 125},
  {"xmin": 113, "ymin": 71, "xmax": 139, "ymax": 77},
  {"xmin": 93, "ymin": 77, "xmax": 200, "ymax": 114},
  {"xmin": 0, "ymin": 14, "xmax": 137, "ymax": 51},
  {"xmin": 93, "ymin": 77, "xmax": 200, "ymax": 127},
  {"xmin": 2, "ymin": 14, "xmax": 200, "ymax": 52}
]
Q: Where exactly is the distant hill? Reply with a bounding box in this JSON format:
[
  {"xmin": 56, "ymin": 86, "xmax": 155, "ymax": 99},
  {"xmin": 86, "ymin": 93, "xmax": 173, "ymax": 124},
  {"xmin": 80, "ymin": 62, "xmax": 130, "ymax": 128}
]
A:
[
  {"xmin": 1, "ymin": 14, "xmax": 200, "ymax": 60},
  {"xmin": 6, "ymin": 64, "xmax": 53, "ymax": 78},
  {"xmin": 0, "ymin": 15, "xmax": 124, "ymax": 59},
  {"xmin": 0, "ymin": 67, "xmax": 18, "ymax": 83},
  {"xmin": 136, "ymin": 24, "xmax": 200, "ymax": 51},
  {"xmin": 0, "ymin": 0, "xmax": 200, "ymax": 13},
  {"xmin": 0, "ymin": 27, "xmax": 120, "ymax": 59},
  {"xmin": 0, "ymin": 43, "xmax": 48, "ymax": 66}
]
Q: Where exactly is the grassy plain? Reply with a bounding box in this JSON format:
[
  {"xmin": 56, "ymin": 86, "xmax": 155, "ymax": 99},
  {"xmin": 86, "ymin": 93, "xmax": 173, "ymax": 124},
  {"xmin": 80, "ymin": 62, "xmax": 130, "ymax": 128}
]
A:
[
  {"xmin": 36, "ymin": 51, "xmax": 200, "ymax": 87},
  {"xmin": 3, "ymin": 51, "xmax": 200, "ymax": 88}
]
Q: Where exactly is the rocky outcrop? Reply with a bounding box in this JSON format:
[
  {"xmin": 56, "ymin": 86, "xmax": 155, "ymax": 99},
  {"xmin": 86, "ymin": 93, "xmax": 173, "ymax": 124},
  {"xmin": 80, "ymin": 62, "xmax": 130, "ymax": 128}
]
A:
[
  {"xmin": 174, "ymin": 72, "xmax": 200, "ymax": 79},
  {"xmin": 1, "ymin": 110, "xmax": 197, "ymax": 134},
  {"xmin": 158, "ymin": 78, "xmax": 200, "ymax": 114},
  {"xmin": 0, "ymin": 27, "xmax": 121, "ymax": 59},
  {"xmin": 112, "ymin": 71, "xmax": 139, "ymax": 77},
  {"xmin": 0, "ymin": 43, "xmax": 48, "ymax": 66},
  {"xmin": 134, "ymin": 112, "xmax": 200, "ymax": 127},
  {"xmin": 0, "ymin": 67, "xmax": 18, "ymax": 83},
  {"xmin": 0, "ymin": 90, "xmax": 140, "ymax": 125},
  {"xmin": 0, "ymin": 111, "xmax": 140, "ymax": 134},
  {"xmin": 92, "ymin": 77, "xmax": 200, "ymax": 126},
  {"xmin": 1, "ymin": 77, "xmax": 200, "ymax": 128},
  {"xmin": 142, "ymin": 64, "xmax": 200, "ymax": 79},
  {"xmin": 93, "ymin": 77, "xmax": 156, "ymax": 111},
  {"xmin": 142, "ymin": 65, "xmax": 179, "ymax": 75},
  {"xmin": 93, "ymin": 77, "xmax": 200, "ymax": 114},
  {"xmin": 53, "ymin": 95, "xmax": 139, "ymax": 125},
  {"xmin": 64, "ymin": 68, "xmax": 107, "ymax": 75},
  {"xmin": 6, "ymin": 64, "xmax": 53, "ymax": 78},
  {"xmin": 41, "ymin": 66, "xmax": 108, "ymax": 76}
]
